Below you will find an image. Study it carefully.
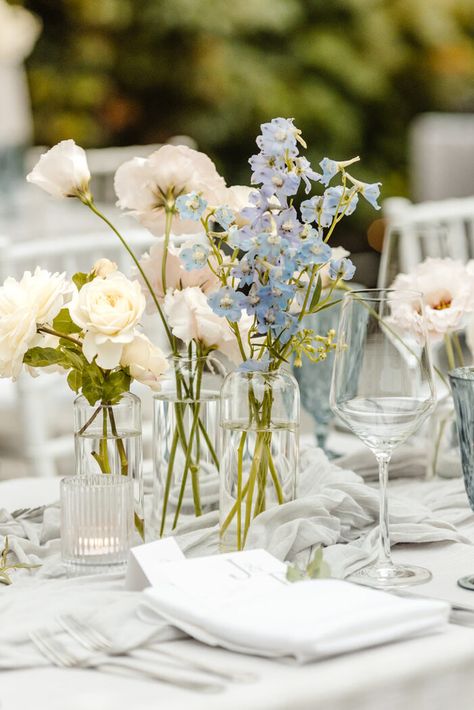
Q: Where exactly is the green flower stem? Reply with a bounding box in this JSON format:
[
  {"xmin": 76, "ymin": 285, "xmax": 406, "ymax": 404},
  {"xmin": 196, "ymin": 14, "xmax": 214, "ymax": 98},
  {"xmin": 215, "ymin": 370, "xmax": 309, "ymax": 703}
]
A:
[
  {"xmin": 444, "ymin": 333, "xmax": 456, "ymax": 371},
  {"xmin": 159, "ymin": 428, "xmax": 180, "ymax": 537},
  {"xmin": 171, "ymin": 360, "xmax": 205, "ymax": 529},
  {"xmin": 77, "ymin": 405, "xmax": 101, "ymax": 436},
  {"xmin": 108, "ymin": 407, "xmax": 128, "ymax": 476},
  {"xmin": 236, "ymin": 431, "xmax": 247, "ymax": 550},
  {"xmin": 161, "ymin": 208, "xmax": 173, "ymax": 295},
  {"xmin": 452, "ymin": 332, "xmax": 465, "ymax": 368},
  {"xmin": 83, "ymin": 198, "xmax": 175, "ymax": 350},
  {"xmin": 37, "ymin": 326, "xmax": 82, "ymax": 347},
  {"xmin": 266, "ymin": 439, "xmax": 284, "ymax": 504}
]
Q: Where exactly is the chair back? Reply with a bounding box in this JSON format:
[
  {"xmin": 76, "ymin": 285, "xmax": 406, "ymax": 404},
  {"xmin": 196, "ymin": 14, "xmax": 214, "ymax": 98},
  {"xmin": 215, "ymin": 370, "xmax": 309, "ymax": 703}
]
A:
[{"xmin": 378, "ymin": 196, "xmax": 474, "ymax": 288}]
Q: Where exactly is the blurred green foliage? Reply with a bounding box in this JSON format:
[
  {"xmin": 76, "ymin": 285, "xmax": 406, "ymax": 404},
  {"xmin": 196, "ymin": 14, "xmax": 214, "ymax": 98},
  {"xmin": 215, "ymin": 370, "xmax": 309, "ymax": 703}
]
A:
[{"xmin": 13, "ymin": 0, "xmax": 474, "ymax": 199}]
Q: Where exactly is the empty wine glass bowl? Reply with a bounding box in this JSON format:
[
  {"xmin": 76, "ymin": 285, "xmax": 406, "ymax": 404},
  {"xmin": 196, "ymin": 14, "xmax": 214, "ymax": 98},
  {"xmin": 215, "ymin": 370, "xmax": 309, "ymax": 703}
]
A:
[{"xmin": 330, "ymin": 288, "xmax": 436, "ymax": 588}]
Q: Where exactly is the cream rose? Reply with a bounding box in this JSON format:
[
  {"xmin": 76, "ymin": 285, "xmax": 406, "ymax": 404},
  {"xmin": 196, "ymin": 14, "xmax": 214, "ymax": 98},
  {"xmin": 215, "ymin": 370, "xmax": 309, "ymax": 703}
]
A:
[
  {"xmin": 69, "ymin": 272, "xmax": 146, "ymax": 369},
  {"xmin": 26, "ymin": 139, "xmax": 91, "ymax": 199},
  {"xmin": 92, "ymin": 258, "xmax": 118, "ymax": 279},
  {"xmin": 20, "ymin": 266, "xmax": 73, "ymax": 323},
  {"xmin": 120, "ymin": 333, "xmax": 168, "ymax": 391}
]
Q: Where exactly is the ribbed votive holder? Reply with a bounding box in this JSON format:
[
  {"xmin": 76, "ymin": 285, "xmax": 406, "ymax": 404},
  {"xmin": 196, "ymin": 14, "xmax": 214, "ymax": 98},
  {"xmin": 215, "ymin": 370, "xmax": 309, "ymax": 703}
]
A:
[{"xmin": 60, "ymin": 474, "xmax": 134, "ymax": 573}]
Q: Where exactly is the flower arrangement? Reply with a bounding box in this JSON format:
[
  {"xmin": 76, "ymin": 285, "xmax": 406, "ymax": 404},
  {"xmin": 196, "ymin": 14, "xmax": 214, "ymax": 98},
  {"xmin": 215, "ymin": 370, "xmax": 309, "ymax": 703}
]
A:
[{"xmin": 21, "ymin": 118, "xmax": 379, "ymax": 539}]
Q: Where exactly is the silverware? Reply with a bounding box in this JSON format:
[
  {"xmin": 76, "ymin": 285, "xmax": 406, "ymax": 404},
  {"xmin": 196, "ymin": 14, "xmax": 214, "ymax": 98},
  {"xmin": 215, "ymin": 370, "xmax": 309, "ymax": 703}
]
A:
[
  {"xmin": 30, "ymin": 627, "xmax": 224, "ymax": 692},
  {"xmin": 11, "ymin": 506, "xmax": 45, "ymax": 520},
  {"xmin": 57, "ymin": 613, "xmax": 257, "ymax": 684}
]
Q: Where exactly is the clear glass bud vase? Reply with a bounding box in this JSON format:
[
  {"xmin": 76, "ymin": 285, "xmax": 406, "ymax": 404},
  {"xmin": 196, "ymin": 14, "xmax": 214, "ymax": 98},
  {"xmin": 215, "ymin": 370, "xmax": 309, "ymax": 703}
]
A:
[
  {"xmin": 219, "ymin": 369, "xmax": 299, "ymax": 552},
  {"xmin": 150, "ymin": 355, "xmax": 225, "ymax": 539},
  {"xmin": 73, "ymin": 392, "xmax": 144, "ymax": 538}
]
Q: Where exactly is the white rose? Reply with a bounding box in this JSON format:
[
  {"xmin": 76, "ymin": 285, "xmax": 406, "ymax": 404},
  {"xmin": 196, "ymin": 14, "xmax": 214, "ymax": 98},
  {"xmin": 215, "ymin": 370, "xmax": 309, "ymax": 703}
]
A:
[
  {"xmin": 26, "ymin": 139, "xmax": 91, "ymax": 199},
  {"xmin": 120, "ymin": 333, "xmax": 168, "ymax": 391},
  {"xmin": 92, "ymin": 258, "xmax": 118, "ymax": 278},
  {"xmin": 0, "ymin": 277, "xmax": 38, "ymax": 378},
  {"xmin": 0, "ymin": 267, "xmax": 72, "ymax": 379},
  {"xmin": 69, "ymin": 272, "xmax": 146, "ymax": 369},
  {"xmin": 20, "ymin": 266, "xmax": 73, "ymax": 323}
]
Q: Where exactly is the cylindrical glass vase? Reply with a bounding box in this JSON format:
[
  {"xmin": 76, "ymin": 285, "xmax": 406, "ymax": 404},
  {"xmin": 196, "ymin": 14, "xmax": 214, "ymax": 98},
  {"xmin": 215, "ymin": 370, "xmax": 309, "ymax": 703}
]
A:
[
  {"xmin": 219, "ymin": 369, "xmax": 299, "ymax": 552},
  {"xmin": 73, "ymin": 392, "xmax": 144, "ymax": 539},
  {"xmin": 428, "ymin": 396, "xmax": 462, "ymax": 479},
  {"xmin": 150, "ymin": 355, "xmax": 225, "ymax": 539}
]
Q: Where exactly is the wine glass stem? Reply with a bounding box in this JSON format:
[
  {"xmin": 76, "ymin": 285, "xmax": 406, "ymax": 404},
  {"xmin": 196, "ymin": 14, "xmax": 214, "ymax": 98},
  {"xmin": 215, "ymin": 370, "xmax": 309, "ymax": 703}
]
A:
[{"xmin": 376, "ymin": 452, "xmax": 393, "ymax": 568}]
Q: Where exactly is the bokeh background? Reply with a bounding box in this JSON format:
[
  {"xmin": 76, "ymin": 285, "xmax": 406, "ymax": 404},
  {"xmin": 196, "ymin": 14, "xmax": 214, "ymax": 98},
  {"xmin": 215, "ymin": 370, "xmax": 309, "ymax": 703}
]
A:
[{"xmin": 4, "ymin": 0, "xmax": 474, "ymax": 283}]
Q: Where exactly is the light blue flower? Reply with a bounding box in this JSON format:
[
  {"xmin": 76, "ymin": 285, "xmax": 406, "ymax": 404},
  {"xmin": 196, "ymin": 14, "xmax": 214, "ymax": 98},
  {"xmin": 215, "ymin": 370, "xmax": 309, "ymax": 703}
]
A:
[
  {"xmin": 357, "ymin": 181, "xmax": 382, "ymax": 210},
  {"xmin": 258, "ymin": 168, "xmax": 300, "ymax": 204},
  {"xmin": 208, "ymin": 287, "xmax": 244, "ymax": 321},
  {"xmin": 271, "ymin": 312, "xmax": 298, "ymax": 344},
  {"xmin": 296, "ymin": 236, "xmax": 332, "ymax": 266},
  {"xmin": 292, "ymin": 156, "xmax": 322, "ymax": 193},
  {"xmin": 249, "ymin": 153, "xmax": 284, "ymax": 185},
  {"xmin": 324, "ymin": 186, "xmax": 359, "ymax": 217},
  {"xmin": 214, "ymin": 206, "xmax": 235, "ymax": 230},
  {"xmin": 238, "ymin": 355, "xmax": 270, "ymax": 373},
  {"xmin": 180, "ymin": 244, "xmax": 210, "ymax": 271},
  {"xmin": 275, "ymin": 207, "xmax": 302, "ymax": 243},
  {"xmin": 329, "ymin": 257, "xmax": 356, "ymax": 281},
  {"xmin": 231, "ymin": 258, "xmax": 255, "ymax": 287},
  {"xmin": 253, "ymin": 231, "xmax": 289, "ymax": 260},
  {"xmin": 175, "ymin": 192, "xmax": 207, "ymax": 221},
  {"xmin": 228, "ymin": 225, "xmax": 254, "ymax": 251},
  {"xmin": 258, "ymin": 282, "xmax": 295, "ymax": 310},
  {"xmin": 256, "ymin": 303, "xmax": 286, "ymax": 333},
  {"xmin": 319, "ymin": 158, "xmax": 340, "ymax": 186},
  {"xmin": 301, "ymin": 195, "xmax": 337, "ymax": 228},
  {"xmin": 256, "ymin": 118, "xmax": 300, "ymax": 158}
]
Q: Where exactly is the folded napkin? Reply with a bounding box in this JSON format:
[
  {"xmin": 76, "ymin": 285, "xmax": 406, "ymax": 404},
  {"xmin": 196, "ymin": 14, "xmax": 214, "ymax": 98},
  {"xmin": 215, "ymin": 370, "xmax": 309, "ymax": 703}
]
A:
[{"xmin": 142, "ymin": 557, "xmax": 450, "ymax": 662}]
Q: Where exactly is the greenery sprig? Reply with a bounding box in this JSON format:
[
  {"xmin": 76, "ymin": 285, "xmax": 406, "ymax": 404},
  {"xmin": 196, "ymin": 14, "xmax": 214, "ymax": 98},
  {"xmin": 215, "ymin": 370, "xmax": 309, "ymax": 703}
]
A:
[
  {"xmin": 0, "ymin": 537, "xmax": 41, "ymax": 586},
  {"xmin": 286, "ymin": 546, "xmax": 330, "ymax": 582}
]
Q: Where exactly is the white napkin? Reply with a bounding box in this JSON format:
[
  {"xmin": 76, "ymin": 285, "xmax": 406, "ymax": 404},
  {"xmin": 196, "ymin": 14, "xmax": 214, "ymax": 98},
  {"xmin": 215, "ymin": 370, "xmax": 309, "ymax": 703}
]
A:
[{"xmin": 142, "ymin": 553, "xmax": 450, "ymax": 663}]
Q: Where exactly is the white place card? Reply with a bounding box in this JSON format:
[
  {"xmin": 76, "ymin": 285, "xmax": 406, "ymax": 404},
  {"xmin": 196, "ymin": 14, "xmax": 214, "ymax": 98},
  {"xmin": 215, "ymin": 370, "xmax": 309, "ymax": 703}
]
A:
[
  {"xmin": 143, "ymin": 548, "xmax": 288, "ymax": 599},
  {"xmin": 124, "ymin": 537, "xmax": 185, "ymax": 591}
]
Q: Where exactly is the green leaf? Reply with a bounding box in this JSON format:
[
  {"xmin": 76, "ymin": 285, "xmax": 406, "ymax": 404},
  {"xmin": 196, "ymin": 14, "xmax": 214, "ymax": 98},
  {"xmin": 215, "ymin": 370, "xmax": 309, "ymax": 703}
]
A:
[
  {"xmin": 286, "ymin": 565, "xmax": 305, "ymax": 582},
  {"xmin": 0, "ymin": 571, "xmax": 12, "ymax": 585},
  {"xmin": 308, "ymin": 275, "xmax": 322, "ymax": 313},
  {"xmin": 23, "ymin": 347, "xmax": 66, "ymax": 369},
  {"xmin": 52, "ymin": 308, "xmax": 81, "ymax": 334},
  {"xmin": 72, "ymin": 272, "xmax": 94, "ymax": 291},
  {"xmin": 311, "ymin": 297, "xmax": 343, "ymax": 315},
  {"xmin": 81, "ymin": 362, "xmax": 105, "ymax": 405},
  {"xmin": 102, "ymin": 369, "xmax": 131, "ymax": 404},
  {"xmin": 67, "ymin": 369, "xmax": 82, "ymax": 393},
  {"xmin": 60, "ymin": 346, "xmax": 84, "ymax": 371}
]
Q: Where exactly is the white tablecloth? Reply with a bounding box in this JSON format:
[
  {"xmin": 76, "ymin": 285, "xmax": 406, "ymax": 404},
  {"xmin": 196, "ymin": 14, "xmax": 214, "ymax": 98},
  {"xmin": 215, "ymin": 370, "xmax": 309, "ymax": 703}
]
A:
[{"xmin": 1, "ymin": 476, "xmax": 474, "ymax": 710}]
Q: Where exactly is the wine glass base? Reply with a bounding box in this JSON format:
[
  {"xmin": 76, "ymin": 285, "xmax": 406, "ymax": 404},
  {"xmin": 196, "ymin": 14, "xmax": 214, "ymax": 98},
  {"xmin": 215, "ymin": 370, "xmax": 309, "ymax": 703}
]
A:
[
  {"xmin": 457, "ymin": 576, "xmax": 474, "ymax": 591},
  {"xmin": 348, "ymin": 563, "xmax": 432, "ymax": 589}
]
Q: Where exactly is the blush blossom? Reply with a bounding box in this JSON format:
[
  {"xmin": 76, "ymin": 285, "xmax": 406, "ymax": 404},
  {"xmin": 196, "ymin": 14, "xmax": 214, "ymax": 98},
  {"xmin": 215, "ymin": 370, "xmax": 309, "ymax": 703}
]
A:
[
  {"xmin": 120, "ymin": 333, "xmax": 168, "ymax": 391},
  {"xmin": 26, "ymin": 140, "xmax": 91, "ymax": 200},
  {"xmin": 390, "ymin": 258, "xmax": 474, "ymax": 339},
  {"xmin": 114, "ymin": 144, "xmax": 227, "ymax": 236}
]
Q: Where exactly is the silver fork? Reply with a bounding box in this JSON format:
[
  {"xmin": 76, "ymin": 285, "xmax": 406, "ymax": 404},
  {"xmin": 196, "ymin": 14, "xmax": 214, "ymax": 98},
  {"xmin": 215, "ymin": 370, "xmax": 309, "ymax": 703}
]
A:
[
  {"xmin": 30, "ymin": 627, "xmax": 224, "ymax": 692},
  {"xmin": 57, "ymin": 613, "xmax": 257, "ymax": 684}
]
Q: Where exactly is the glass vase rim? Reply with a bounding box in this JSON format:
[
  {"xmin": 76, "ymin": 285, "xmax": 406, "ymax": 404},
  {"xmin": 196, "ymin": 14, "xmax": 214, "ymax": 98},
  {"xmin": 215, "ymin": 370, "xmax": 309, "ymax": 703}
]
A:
[
  {"xmin": 166, "ymin": 353, "xmax": 216, "ymax": 364},
  {"xmin": 449, "ymin": 366, "xmax": 474, "ymax": 382},
  {"xmin": 343, "ymin": 287, "xmax": 424, "ymax": 302},
  {"xmin": 60, "ymin": 474, "xmax": 134, "ymax": 489},
  {"xmin": 73, "ymin": 391, "xmax": 140, "ymax": 407}
]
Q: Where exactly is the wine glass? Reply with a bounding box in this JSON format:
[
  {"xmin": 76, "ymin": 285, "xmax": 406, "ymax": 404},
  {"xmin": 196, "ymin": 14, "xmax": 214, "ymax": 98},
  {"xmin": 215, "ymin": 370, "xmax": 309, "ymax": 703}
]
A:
[{"xmin": 330, "ymin": 288, "xmax": 436, "ymax": 588}]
